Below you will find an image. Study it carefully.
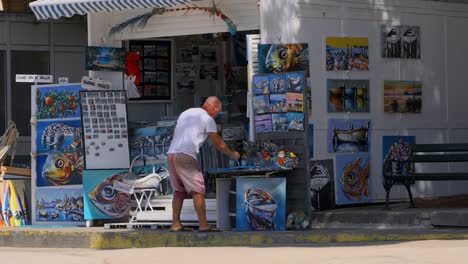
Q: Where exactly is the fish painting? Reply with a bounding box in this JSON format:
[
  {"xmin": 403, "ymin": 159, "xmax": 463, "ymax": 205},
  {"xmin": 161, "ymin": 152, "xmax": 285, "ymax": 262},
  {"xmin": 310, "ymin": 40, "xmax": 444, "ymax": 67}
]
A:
[
  {"xmin": 259, "ymin": 44, "xmax": 309, "ymax": 76},
  {"xmin": 41, "ymin": 152, "xmax": 83, "ymax": 185},
  {"xmin": 88, "ymin": 172, "xmax": 131, "ymax": 218},
  {"xmin": 339, "ymin": 157, "xmax": 369, "ymax": 202}
]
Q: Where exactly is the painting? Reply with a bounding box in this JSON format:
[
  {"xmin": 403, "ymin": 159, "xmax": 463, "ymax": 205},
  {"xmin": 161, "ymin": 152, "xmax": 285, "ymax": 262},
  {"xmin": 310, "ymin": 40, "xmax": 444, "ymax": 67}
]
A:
[
  {"xmin": 80, "ymin": 91, "xmax": 130, "ymax": 170},
  {"xmin": 236, "ymin": 177, "xmax": 286, "ymax": 231},
  {"xmin": 36, "ymin": 152, "xmax": 83, "ymax": 187},
  {"xmin": 269, "ymin": 94, "xmax": 287, "ymax": 113},
  {"xmin": 327, "ymin": 79, "xmax": 369, "ymax": 113},
  {"xmin": 384, "ymin": 80, "xmax": 422, "ymax": 113},
  {"xmin": 199, "ymin": 64, "xmax": 218, "ymax": 80},
  {"xmin": 382, "ymin": 136, "xmax": 416, "ymax": 184},
  {"xmin": 252, "ymin": 75, "xmax": 270, "ymax": 95},
  {"xmin": 258, "ymin": 44, "xmax": 310, "ymax": 76},
  {"xmin": 85, "ymin": 46, "xmax": 126, "ymax": 72},
  {"xmin": 36, "ymin": 119, "xmax": 82, "ymax": 154},
  {"xmin": 253, "ymin": 95, "xmax": 270, "ymax": 114},
  {"xmin": 382, "ymin": 25, "xmax": 420, "ymax": 59},
  {"xmin": 286, "ymin": 93, "xmax": 303, "ymax": 112},
  {"xmin": 128, "ymin": 125, "xmax": 174, "ymax": 162},
  {"xmin": 255, "ymin": 114, "xmax": 273, "ymax": 133},
  {"xmin": 309, "ymin": 159, "xmax": 335, "ymax": 211},
  {"xmin": 199, "ymin": 46, "xmax": 217, "ymax": 63},
  {"xmin": 326, "ymin": 37, "xmax": 369, "ymax": 71},
  {"xmin": 328, "ymin": 119, "xmax": 370, "ymax": 153},
  {"xmin": 335, "ymin": 153, "xmax": 370, "ymax": 205},
  {"xmin": 286, "ymin": 72, "xmax": 304, "ymax": 93},
  {"xmin": 35, "ymin": 188, "xmax": 84, "ymax": 222},
  {"xmin": 272, "ymin": 113, "xmax": 288, "ymax": 132},
  {"xmin": 83, "ymin": 170, "xmax": 131, "ymax": 220},
  {"xmin": 176, "ymin": 78, "xmax": 195, "ymax": 94},
  {"xmin": 269, "ymin": 74, "xmax": 287, "ymax": 94},
  {"xmin": 34, "ymin": 84, "xmax": 83, "ymax": 120},
  {"xmin": 287, "ymin": 112, "xmax": 304, "ymax": 131}
]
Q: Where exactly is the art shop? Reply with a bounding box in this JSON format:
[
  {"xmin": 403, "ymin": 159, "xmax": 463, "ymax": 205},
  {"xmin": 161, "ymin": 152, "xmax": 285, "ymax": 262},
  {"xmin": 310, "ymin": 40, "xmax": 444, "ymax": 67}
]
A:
[{"xmin": 1, "ymin": 0, "xmax": 468, "ymax": 231}]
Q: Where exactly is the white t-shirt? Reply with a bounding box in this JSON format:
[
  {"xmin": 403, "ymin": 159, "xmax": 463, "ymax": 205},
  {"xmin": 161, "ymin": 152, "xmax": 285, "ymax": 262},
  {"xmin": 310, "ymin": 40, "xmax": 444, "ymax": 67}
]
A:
[{"xmin": 167, "ymin": 107, "xmax": 217, "ymax": 159}]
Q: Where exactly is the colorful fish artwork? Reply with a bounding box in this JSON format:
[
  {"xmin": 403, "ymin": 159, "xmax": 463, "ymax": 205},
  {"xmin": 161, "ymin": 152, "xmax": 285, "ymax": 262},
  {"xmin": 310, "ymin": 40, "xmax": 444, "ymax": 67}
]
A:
[
  {"xmin": 335, "ymin": 153, "xmax": 370, "ymax": 205},
  {"xmin": 83, "ymin": 170, "xmax": 131, "ymax": 220},
  {"xmin": 36, "ymin": 152, "xmax": 83, "ymax": 186},
  {"xmin": 258, "ymin": 44, "xmax": 310, "ymax": 76}
]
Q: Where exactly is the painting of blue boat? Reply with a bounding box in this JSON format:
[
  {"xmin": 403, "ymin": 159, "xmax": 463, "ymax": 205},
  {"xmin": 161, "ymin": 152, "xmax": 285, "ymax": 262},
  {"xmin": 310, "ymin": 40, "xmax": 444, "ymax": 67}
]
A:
[
  {"xmin": 85, "ymin": 46, "xmax": 126, "ymax": 72},
  {"xmin": 35, "ymin": 188, "xmax": 84, "ymax": 223}
]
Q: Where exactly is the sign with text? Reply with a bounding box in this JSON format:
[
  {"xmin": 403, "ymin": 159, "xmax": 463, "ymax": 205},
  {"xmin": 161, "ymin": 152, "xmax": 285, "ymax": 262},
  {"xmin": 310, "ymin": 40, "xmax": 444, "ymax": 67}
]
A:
[
  {"xmin": 16, "ymin": 74, "xmax": 53, "ymax": 83},
  {"xmin": 81, "ymin": 76, "xmax": 112, "ymax": 90}
]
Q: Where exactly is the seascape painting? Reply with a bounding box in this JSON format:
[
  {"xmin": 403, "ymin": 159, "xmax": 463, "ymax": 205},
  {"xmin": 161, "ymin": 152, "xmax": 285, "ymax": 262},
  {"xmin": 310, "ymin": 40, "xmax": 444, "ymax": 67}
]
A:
[
  {"xmin": 272, "ymin": 113, "xmax": 288, "ymax": 132},
  {"xmin": 36, "ymin": 119, "xmax": 82, "ymax": 154},
  {"xmin": 35, "ymin": 84, "xmax": 83, "ymax": 120},
  {"xmin": 327, "ymin": 79, "xmax": 369, "ymax": 113},
  {"xmin": 328, "ymin": 119, "xmax": 370, "ymax": 153},
  {"xmin": 252, "ymin": 75, "xmax": 270, "ymax": 95},
  {"xmin": 236, "ymin": 177, "xmax": 286, "ymax": 231},
  {"xmin": 286, "ymin": 72, "xmax": 305, "ymax": 93},
  {"xmin": 253, "ymin": 95, "xmax": 270, "ymax": 115},
  {"xmin": 286, "ymin": 92, "xmax": 303, "ymax": 112},
  {"xmin": 35, "ymin": 188, "xmax": 84, "ymax": 223},
  {"xmin": 287, "ymin": 112, "xmax": 304, "ymax": 131},
  {"xmin": 326, "ymin": 37, "xmax": 369, "ymax": 71},
  {"xmin": 85, "ymin": 46, "xmax": 126, "ymax": 72},
  {"xmin": 384, "ymin": 80, "xmax": 422, "ymax": 113},
  {"xmin": 258, "ymin": 44, "xmax": 310, "ymax": 76},
  {"xmin": 335, "ymin": 153, "xmax": 370, "ymax": 205}
]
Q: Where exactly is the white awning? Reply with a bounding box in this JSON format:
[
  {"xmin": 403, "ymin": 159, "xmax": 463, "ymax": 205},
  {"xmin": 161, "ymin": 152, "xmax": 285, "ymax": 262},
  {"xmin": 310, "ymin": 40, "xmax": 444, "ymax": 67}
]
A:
[{"xmin": 29, "ymin": 0, "xmax": 192, "ymax": 20}]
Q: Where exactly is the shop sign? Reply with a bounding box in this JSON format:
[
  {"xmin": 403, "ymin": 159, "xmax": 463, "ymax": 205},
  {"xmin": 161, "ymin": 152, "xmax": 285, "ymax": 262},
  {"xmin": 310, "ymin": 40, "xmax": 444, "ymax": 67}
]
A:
[
  {"xmin": 16, "ymin": 74, "xmax": 53, "ymax": 83},
  {"xmin": 81, "ymin": 76, "xmax": 112, "ymax": 90},
  {"xmin": 58, "ymin": 77, "xmax": 69, "ymax": 84}
]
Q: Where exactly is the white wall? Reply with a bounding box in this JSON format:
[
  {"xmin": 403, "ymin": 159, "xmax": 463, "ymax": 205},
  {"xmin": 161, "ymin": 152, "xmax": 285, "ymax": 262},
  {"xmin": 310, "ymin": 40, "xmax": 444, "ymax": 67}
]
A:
[{"xmin": 261, "ymin": 0, "xmax": 468, "ymax": 201}]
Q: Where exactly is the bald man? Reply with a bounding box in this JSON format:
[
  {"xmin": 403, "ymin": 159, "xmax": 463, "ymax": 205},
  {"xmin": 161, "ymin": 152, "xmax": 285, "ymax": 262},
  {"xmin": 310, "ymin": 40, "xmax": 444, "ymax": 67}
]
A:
[{"xmin": 167, "ymin": 96, "xmax": 240, "ymax": 232}]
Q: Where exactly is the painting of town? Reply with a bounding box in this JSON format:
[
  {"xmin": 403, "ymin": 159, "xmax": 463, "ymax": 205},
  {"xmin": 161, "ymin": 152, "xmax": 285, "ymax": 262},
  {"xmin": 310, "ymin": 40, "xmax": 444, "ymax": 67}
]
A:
[
  {"xmin": 326, "ymin": 37, "xmax": 369, "ymax": 71},
  {"xmin": 327, "ymin": 79, "xmax": 369, "ymax": 113},
  {"xmin": 335, "ymin": 153, "xmax": 370, "ymax": 205},
  {"xmin": 286, "ymin": 93, "xmax": 303, "ymax": 112},
  {"xmin": 384, "ymin": 80, "xmax": 422, "ymax": 113},
  {"xmin": 328, "ymin": 119, "xmax": 371, "ymax": 153},
  {"xmin": 35, "ymin": 188, "xmax": 84, "ymax": 223}
]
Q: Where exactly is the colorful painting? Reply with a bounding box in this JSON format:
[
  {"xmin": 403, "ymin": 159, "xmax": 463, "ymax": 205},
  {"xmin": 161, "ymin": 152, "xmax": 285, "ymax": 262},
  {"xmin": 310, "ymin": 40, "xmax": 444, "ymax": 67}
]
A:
[
  {"xmin": 35, "ymin": 84, "xmax": 83, "ymax": 120},
  {"xmin": 269, "ymin": 94, "xmax": 287, "ymax": 113},
  {"xmin": 287, "ymin": 112, "xmax": 304, "ymax": 131},
  {"xmin": 236, "ymin": 177, "xmax": 286, "ymax": 231},
  {"xmin": 253, "ymin": 95, "xmax": 270, "ymax": 115},
  {"xmin": 335, "ymin": 153, "xmax": 370, "ymax": 205},
  {"xmin": 382, "ymin": 136, "xmax": 416, "ymax": 184},
  {"xmin": 272, "ymin": 113, "xmax": 288, "ymax": 132},
  {"xmin": 384, "ymin": 80, "xmax": 422, "ymax": 113},
  {"xmin": 36, "ymin": 119, "xmax": 82, "ymax": 154},
  {"xmin": 382, "ymin": 25, "xmax": 420, "ymax": 59},
  {"xmin": 129, "ymin": 125, "xmax": 174, "ymax": 161},
  {"xmin": 83, "ymin": 170, "xmax": 131, "ymax": 220},
  {"xmin": 328, "ymin": 119, "xmax": 370, "ymax": 153},
  {"xmin": 286, "ymin": 93, "xmax": 303, "ymax": 112},
  {"xmin": 327, "ymin": 79, "xmax": 369, "ymax": 113},
  {"xmin": 85, "ymin": 46, "xmax": 126, "ymax": 72},
  {"xmin": 269, "ymin": 74, "xmax": 287, "ymax": 94},
  {"xmin": 258, "ymin": 44, "xmax": 310, "ymax": 76},
  {"xmin": 253, "ymin": 75, "xmax": 270, "ymax": 95},
  {"xmin": 286, "ymin": 72, "xmax": 304, "ymax": 93},
  {"xmin": 309, "ymin": 159, "xmax": 335, "ymax": 211},
  {"xmin": 36, "ymin": 152, "xmax": 83, "ymax": 187},
  {"xmin": 326, "ymin": 37, "xmax": 369, "ymax": 71},
  {"xmin": 255, "ymin": 114, "xmax": 273, "ymax": 133},
  {"xmin": 35, "ymin": 188, "xmax": 84, "ymax": 222}
]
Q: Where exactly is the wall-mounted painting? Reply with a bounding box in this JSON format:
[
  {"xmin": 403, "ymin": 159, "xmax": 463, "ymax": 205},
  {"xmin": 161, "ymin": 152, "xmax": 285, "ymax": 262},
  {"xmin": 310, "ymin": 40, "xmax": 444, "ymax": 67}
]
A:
[
  {"xmin": 327, "ymin": 79, "xmax": 369, "ymax": 113},
  {"xmin": 34, "ymin": 84, "xmax": 83, "ymax": 120},
  {"xmin": 36, "ymin": 152, "xmax": 83, "ymax": 187},
  {"xmin": 36, "ymin": 119, "xmax": 82, "ymax": 154},
  {"xmin": 286, "ymin": 92, "xmax": 303, "ymax": 112},
  {"xmin": 258, "ymin": 44, "xmax": 310, "ymax": 76},
  {"xmin": 236, "ymin": 177, "xmax": 286, "ymax": 231},
  {"xmin": 384, "ymin": 80, "xmax": 422, "ymax": 113},
  {"xmin": 382, "ymin": 25, "xmax": 420, "ymax": 59},
  {"xmin": 35, "ymin": 188, "xmax": 84, "ymax": 223},
  {"xmin": 269, "ymin": 94, "xmax": 287, "ymax": 113},
  {"xmin": 382, "ymin": 136, "xmax": 416, "ymax": 184},
  {"xmin": 328, "ymin": 119, "xmax": 371, "ymax": 153},
  {"xmin": 326, "ymin": 37, "xmax": 369, "ymax": 71},
  {"xmin": 309, "ymin": 159, "xmax": 335, "ymax": 211},
  {"xmin": 85, "ymin": 46, "xmax": 126, "ymax": 72},
  {"xmin": 83, "ymin": 170, "xmax": 131, "ymax": 220},
  {"xmin": 335, "ymin": 153, "xmax": 370, "ymax": 205}
]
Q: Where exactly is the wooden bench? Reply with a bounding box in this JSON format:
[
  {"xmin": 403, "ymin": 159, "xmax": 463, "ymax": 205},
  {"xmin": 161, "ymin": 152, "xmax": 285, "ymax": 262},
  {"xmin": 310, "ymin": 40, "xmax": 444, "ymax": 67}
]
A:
[{"xmin": 383, "ymin": 143, "xmax": 468, "ymax": 209}]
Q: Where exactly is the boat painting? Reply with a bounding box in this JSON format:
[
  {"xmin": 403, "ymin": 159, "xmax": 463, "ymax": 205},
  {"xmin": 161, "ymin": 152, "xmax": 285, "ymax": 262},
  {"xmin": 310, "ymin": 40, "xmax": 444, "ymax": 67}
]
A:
[{"xmin": 328, "ymin": 119, "xmax": 370, "ymax": 153}]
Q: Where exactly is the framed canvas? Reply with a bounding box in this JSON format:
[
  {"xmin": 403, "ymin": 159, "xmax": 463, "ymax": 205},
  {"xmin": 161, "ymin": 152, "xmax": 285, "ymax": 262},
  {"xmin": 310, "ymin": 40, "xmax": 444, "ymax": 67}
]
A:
[
  {"xmin": 335, "ymin": 153, "xmax": 370, "ymax": 205},
  {"xmin": 85, "ymin": 46, "xmax": 126, "ymax": 72}
]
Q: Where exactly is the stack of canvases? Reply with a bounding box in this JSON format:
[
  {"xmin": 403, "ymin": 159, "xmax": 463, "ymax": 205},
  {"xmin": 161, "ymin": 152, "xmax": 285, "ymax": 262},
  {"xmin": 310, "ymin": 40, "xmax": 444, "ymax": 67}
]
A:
[{"xmin": 0, "ymin": 180, "xmax": 29, "ymax": 227}]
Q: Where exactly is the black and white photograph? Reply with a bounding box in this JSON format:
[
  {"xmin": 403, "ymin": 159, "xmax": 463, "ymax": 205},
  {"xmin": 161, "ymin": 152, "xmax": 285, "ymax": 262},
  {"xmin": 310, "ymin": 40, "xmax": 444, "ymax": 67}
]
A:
[
  {"xmin": 199, "ymin": 64, "xmax": 218, "ymax": 80},
  {"xmin": 176, "ymin": 78, "xmax": 196, "ymax": 94},
  {"xmin": 382, "ymin": 25, "xmax": 420, "ymax": 59}
]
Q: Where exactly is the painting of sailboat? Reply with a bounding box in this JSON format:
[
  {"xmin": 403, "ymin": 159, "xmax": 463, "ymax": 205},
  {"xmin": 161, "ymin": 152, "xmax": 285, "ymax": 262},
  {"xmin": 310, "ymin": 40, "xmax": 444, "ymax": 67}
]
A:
[{"xmin": 328, "ymin": 119, "xmax": 371, "ymax": 153}]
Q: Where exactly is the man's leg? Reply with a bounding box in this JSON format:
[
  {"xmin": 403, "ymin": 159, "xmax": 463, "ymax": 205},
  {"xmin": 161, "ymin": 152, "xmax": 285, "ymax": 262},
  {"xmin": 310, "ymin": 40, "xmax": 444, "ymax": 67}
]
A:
[
  {"xmin": 170, "ymin": 191, "xmax": 186, "ymax": 230},
  {"xmin": 192, "ymin": 192, "xmax": 210, "ymax": 229}
]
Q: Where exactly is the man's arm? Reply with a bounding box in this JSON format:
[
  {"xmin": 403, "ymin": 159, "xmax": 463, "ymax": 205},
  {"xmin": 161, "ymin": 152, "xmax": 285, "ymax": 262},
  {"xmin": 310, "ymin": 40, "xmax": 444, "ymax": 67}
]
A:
[{"xmin": 208, "ymin": 132, "xmax": 240, "ymax": 160}]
